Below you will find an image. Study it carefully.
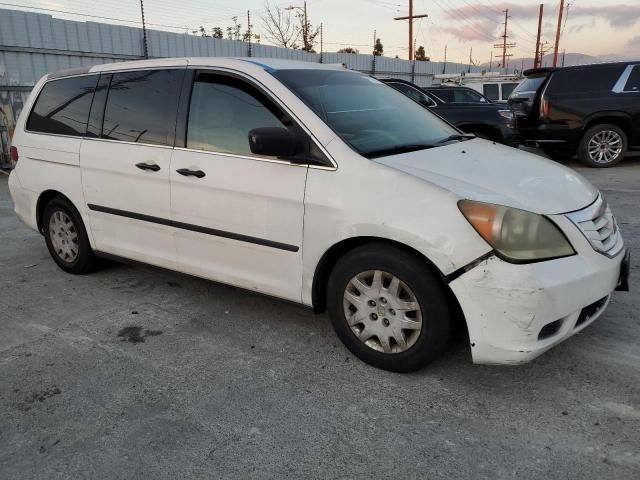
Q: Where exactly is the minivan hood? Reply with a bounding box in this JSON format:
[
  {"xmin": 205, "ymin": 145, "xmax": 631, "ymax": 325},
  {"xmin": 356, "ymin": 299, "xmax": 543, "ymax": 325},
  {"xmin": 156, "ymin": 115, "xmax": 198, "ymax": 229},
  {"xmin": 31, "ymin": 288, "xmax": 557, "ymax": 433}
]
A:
[{"xmin": 374, "ymin": 140, "xmax": 597, "ymax": 214}]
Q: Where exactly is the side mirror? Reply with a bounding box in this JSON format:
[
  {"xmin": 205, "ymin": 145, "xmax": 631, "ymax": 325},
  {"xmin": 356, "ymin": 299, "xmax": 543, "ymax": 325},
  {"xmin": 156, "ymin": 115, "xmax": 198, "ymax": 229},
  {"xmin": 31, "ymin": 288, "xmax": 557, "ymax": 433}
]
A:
[
  {"xmin": 421, "ymin": 97, "xmax": 435, "ymax": 107},
  {"xmin": 248, "ymin": 127, "xmax": 297, "ymax": 157}
]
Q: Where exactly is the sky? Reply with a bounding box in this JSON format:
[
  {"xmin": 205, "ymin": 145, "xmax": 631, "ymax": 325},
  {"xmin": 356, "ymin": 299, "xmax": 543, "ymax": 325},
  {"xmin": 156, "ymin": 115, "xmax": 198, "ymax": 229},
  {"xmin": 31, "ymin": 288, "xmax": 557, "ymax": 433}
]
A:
[{"xmin": 9, "ymin": 0, "xmax": 640, "ymax": 63}]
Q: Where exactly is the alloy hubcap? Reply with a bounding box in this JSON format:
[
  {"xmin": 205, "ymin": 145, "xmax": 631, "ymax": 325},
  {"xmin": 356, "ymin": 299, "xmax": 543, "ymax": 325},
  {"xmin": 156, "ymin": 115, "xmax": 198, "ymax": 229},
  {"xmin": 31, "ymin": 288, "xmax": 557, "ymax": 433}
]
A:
[
  {"xmin": 343, "ymin": 270, "xmax": 422, "ymax": 354},
  {"xmin": 588, "ymin": 130, "xmax": 623, "ymax": 164},
  {"xmin": 49, "ymin": 210, "xmax": 79, "ymax": 263}
]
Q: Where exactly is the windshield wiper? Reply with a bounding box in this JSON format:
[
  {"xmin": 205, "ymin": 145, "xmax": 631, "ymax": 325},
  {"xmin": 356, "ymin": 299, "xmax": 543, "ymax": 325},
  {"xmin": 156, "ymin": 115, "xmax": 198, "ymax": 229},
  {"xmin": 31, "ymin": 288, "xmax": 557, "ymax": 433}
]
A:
[
  {"xmin": 362, "ymin": 143, "xmax": 435, "ymax": 159},
  {"xmin": 435, "ymin": 133, "xmax": 476, "ymax": 144}
]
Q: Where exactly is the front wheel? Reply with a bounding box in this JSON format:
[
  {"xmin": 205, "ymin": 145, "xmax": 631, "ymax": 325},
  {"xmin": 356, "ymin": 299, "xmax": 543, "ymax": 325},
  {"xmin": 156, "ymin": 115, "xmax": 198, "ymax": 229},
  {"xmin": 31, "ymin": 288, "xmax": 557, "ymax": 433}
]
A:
[
  {"xmin": 578, "ymin": 124, "xmax": 627, "ymax": 167},
  {"xmin": 327, "ymin": 243, "xmax": 451, "ymax": 372}
]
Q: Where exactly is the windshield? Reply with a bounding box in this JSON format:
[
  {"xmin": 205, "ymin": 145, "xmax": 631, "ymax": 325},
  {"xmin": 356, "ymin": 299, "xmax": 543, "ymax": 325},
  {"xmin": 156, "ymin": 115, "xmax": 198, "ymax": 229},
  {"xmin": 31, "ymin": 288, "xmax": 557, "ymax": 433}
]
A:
[
  {"xmin": 511, "ymin": 76, "xmax": 547, "ymax": 96},
  {"xmin": 272, "ymin": 69, "xmax": 459, "ymax": 158}
]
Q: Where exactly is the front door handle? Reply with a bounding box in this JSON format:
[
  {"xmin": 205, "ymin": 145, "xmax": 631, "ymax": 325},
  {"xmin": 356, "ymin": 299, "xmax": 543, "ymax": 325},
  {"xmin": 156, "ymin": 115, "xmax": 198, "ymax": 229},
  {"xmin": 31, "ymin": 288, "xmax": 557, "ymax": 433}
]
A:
[
  {"xmin": 136, "ymin": 162, "xmax": 161, "ymax": 172},
  {"xmin": 176, "ymin": 168, "xmax": 206, "ymax": 178}
]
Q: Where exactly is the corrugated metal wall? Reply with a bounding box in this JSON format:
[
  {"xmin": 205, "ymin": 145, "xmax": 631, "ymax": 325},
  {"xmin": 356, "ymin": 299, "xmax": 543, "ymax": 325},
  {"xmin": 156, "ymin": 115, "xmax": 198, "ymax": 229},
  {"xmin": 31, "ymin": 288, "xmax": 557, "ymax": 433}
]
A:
[{"xmin": 0, "ymin": 8, "xmax": 488, "ymax": 166}]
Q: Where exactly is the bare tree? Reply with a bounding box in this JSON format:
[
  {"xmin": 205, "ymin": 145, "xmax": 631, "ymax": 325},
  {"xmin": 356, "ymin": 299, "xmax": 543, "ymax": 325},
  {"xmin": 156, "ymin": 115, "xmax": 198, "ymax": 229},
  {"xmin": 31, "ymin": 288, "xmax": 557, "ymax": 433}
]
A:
[
  {"xmin": 295, "ymin": 11, "xmax": 320, "ymax": 52},
  {"xmin": 261, "ymin": 2, "xmax": 300, "ymax": 49}
]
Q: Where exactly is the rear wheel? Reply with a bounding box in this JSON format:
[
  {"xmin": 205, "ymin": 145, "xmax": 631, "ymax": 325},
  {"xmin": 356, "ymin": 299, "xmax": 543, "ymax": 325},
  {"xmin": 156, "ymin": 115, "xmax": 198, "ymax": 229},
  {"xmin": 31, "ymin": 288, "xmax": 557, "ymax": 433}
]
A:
[
  {"xmin": 327, "ymin": 243, "xmax": 451, "ymax": 372},
  {"xmin": 43, "ymin": 197, "xmax": 95, "ymax": 274},
  {"xmin": 578, "ymin": 124, "xmax": 627, "ymax": 167}
]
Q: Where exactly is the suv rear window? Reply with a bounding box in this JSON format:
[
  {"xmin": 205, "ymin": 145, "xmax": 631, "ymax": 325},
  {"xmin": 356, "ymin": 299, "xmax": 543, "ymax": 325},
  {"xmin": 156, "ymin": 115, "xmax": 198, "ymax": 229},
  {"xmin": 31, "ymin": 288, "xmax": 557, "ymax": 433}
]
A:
[
  {"xmin": 511, "ymin": 76, "xmax": 546, "ymax": 95},
  {"xmin": 27, "ymin": 75, "xmax": 98, "ymax": 136},
  {"xmin": 546, "ymin": 65, "xmax": 626, "ymax": 95}
]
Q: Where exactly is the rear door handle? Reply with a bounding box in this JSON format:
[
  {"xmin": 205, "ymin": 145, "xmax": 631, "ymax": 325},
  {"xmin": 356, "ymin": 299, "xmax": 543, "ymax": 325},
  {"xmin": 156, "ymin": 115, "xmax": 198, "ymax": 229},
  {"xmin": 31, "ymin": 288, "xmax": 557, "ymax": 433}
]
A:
[
  {"xmin": 136, "ymin": 162, "xmax": 161, "ymax": 172},
  {"xmin": 176, "ymin": 168, "xmax": 206, "ymax": 178}
]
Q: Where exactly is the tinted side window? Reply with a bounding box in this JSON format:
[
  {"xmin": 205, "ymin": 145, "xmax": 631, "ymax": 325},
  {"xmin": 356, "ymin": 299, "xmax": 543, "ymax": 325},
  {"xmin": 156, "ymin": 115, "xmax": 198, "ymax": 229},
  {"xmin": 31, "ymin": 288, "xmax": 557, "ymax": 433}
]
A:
[
  {"xmin": 102, "ymin": 69, "xmax": 183, "ymax": 146},
  {"xmin": 547, "ymin": 65, "xmax": 626, "ymax": 95},
  {"xmin": 389, "ymin": 83, "xmax": 430, "ymax": 104},
  {"xmin": 453, "ymin": 89, "xmax": 483, "ymax": 103},
  {"xmin": 434, "ymin": 89, "xmax": 453, "ymax": 102},
  {"xmin": 27, "ymin": 75, "xmax": 98, "ymax": 136},
  {"xmin": 624, "ymin": 65, "xmax": 640, "ymax": 92},
  {"xmin": 187, "ymin": 74, "xmax": 288, "ymax": 156},
  {"xmin": 483, "ymin": 84, "xmax": 499, "ymax": 101}
]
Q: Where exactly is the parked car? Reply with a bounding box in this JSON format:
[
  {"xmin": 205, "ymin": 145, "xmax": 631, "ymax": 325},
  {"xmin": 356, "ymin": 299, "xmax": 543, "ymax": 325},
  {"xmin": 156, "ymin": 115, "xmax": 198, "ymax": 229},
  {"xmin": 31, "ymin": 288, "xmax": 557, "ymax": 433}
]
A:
[
  {"xmin": 509, "ymin": 62, "xmax": 640, "ymax": 167},
  {"xmin": 423, "ymin": 85, "xmax": 493, "ymax": 104},
  {"xmin": 381, "ymin": 78, "xmax": 519, "ymax": 146},
  {"xmin": 9, "ymin": 58, "xmax": 629, "ymax": 372}
]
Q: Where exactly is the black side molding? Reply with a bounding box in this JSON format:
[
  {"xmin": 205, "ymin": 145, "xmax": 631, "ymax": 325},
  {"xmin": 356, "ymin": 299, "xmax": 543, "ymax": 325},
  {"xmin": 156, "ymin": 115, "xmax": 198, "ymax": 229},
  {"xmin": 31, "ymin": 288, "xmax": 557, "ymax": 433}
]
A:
[{"xmin": 87, "ymin": 204, "xmax": 299, "ymax": 252}]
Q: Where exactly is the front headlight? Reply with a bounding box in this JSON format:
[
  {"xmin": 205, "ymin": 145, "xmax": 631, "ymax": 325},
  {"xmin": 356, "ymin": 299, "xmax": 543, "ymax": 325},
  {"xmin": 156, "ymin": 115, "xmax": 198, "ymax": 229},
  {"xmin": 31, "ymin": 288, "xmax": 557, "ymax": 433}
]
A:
[
  {"xmin": 498, "ymin": 109, "xmax": 515, "ymax": 121},
  {"xmin": 459, "ymin": 200, "xmax": 575, "ymax": 263}
]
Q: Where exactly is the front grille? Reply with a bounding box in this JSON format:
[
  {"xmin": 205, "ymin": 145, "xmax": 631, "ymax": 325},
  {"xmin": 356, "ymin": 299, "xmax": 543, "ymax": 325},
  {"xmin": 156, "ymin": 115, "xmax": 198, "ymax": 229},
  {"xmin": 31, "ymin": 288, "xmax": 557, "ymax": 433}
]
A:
[
  {"xmin": 566, "ymin": 195, "xmax": 624, "ymax": 257},
  {"xmin": 575, "ymin": 296, "xmax": 608, "ymax": 328}
]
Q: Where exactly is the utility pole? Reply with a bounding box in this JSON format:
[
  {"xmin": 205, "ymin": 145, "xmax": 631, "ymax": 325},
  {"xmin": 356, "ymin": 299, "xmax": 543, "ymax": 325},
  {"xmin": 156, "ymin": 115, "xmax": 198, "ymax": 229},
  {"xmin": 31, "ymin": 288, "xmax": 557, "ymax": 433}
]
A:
[
  {"xmin": 501, "ymin": 9, "xmax": 509, "ymax": 67},
  {"xmin": 372, "ymin": 29, "xmax": 377, "ymax": 75},
  {"xmin": 534, "ymin": 4, "xmax": 544, "ymax": 68},
  {"xmin": 489, "ymin": 50, "xmax": 493, "ymax": 72},
  {"xmin": 247, "ymin": 10, "xmax": 252, "ymax": 57},
  {"xmin": 139, "ymin": 0, "xmax": 148, "ymax": 59},
  {"xmin": 287, "ymin": 1, "xmax": 309, "ymax": 51},
  {"xmin": 442, "ymin": 45, "xmax": 447, "ymax": 74},
  {"xmin": 394, "ymin": 1, "xmax": 428, "ymax": 60},
  {"xmin": 562, "ymin": 48, "xmax": 566, "ymax": 67},
  {"xmin": 493, "ymin": 9, "xmax": 515, "ymax": 70},
  {"xmin": 320, "ymin": 23, "xmax": 323, "ymax": 63},
  {"xmin": 552, "ymin": 0, "xmax": 565, "ymax": 67}
]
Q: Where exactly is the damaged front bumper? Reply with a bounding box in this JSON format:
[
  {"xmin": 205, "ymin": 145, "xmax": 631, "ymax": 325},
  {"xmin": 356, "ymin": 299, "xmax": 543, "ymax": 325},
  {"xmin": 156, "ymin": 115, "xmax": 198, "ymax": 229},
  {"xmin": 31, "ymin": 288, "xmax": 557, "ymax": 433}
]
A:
[{"xmin": 449, "ymin": 233, "xmax": 626, "ymax": 365}]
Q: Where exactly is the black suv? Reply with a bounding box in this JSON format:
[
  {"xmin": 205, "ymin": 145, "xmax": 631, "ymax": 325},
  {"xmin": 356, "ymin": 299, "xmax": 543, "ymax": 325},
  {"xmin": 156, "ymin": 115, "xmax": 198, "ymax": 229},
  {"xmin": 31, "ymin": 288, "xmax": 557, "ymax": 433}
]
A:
[
  {"xmin": 381, "ymin": 79, "xmax": 519, "ymax": 146},
  {"xmin": 509, "ymin": 62, "xmax": 640, "ymax": 167}
]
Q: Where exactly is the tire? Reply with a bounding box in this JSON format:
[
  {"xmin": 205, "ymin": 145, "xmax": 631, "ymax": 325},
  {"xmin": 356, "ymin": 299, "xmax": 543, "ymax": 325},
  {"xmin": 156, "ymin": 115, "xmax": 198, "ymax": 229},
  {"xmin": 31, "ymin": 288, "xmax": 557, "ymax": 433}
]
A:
[
  {"xmin": 468, "ymin": 130, "xmax": 492, "ymax": 141},
  {"xmin": 43, "ymin": 197, "xmax": 95, "ymax": 274},
  {"xmin": 326, "ymin": 243, "xmax": 451, "ymax": 372},
  {"xmin": 542, "ymin": 147, "xmax": 575, "ymax": 161},
  {"xmin": 578, "ymin": 124, "xmax": 627, "ymax": 168}
]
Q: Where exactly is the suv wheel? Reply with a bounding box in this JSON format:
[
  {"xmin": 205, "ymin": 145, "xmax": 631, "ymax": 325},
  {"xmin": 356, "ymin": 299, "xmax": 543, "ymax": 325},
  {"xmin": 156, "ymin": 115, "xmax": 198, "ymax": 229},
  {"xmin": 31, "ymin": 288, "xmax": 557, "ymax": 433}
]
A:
[
  {"xmin": 578, "ymin": 124, "xmax": 627, "ymax": 167},
  {"xmin": 327, "ymin": 243, "xmax": 451, "ymax": 372},
  {"xmin": 43, "ymin": 197, "xmax": 95, "ymax": 274}
]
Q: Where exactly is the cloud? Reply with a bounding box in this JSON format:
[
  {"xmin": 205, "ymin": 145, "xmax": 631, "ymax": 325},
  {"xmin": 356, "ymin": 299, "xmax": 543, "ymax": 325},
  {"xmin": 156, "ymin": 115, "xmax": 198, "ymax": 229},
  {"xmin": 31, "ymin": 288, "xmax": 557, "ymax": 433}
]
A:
[
  {"xmin": 436, "ymin": 3, "xmax": 640, "ymax": 42},
  {"xmin": 626, "ymin": 35, "xmax": 640, "ymax": 54},
  {"xmin": 436, "ymin": 18, "xmax": 497, "ymax": 42}
]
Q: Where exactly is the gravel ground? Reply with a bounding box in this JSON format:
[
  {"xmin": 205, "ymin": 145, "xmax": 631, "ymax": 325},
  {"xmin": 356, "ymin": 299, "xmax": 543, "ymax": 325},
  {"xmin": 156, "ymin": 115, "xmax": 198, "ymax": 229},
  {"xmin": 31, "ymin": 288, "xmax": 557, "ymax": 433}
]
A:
[{"xmin": 0, "ymin": 154, "xmax": 639, "ymax": 479}]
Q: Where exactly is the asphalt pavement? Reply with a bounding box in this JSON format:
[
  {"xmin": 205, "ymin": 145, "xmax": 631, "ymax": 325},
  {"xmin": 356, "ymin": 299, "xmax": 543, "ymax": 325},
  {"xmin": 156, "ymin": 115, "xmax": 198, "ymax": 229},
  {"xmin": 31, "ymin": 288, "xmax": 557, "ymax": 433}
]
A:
[{"xmin": 1, "ymin": 154, "xmax": 639, "ymax": 479}]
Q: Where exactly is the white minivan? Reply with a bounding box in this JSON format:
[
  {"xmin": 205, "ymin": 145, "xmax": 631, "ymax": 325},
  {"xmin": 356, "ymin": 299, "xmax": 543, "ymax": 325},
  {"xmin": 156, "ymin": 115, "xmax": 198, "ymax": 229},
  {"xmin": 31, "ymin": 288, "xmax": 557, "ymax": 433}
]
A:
[{"xmin": 9, "ymin": 58, "xmax": 630, "ymax": 371}]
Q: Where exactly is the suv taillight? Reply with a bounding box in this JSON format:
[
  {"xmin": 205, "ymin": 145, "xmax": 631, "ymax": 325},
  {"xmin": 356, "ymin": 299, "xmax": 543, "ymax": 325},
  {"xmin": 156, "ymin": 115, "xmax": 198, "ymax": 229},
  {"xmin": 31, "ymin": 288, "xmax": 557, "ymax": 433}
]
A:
[
  {"xmin": 9, "ymin": 146, "xmax": 18, "ymax": 165},
  {"xmin": 539, "ymin": 98, "xmax": 550, "ymax": 120}
]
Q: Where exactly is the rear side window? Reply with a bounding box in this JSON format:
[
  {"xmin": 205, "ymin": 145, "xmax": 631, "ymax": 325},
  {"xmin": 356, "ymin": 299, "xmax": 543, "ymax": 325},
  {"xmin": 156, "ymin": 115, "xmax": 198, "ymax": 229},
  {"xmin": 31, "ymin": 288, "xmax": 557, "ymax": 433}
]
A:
[
  {"xmin": 547, "ymin": 65, "xmax": 626, "ymax": 95},
  {"xmin": 27, "ymin": 75, "xmax": 98, "ymax": 136},
  {"xmin": 102, "ymin": 69, "xmax": 183, "ymax": 146},
  {"xmin": 624, "ymin": 65, "xmax": 640, "ymax": 92}
]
